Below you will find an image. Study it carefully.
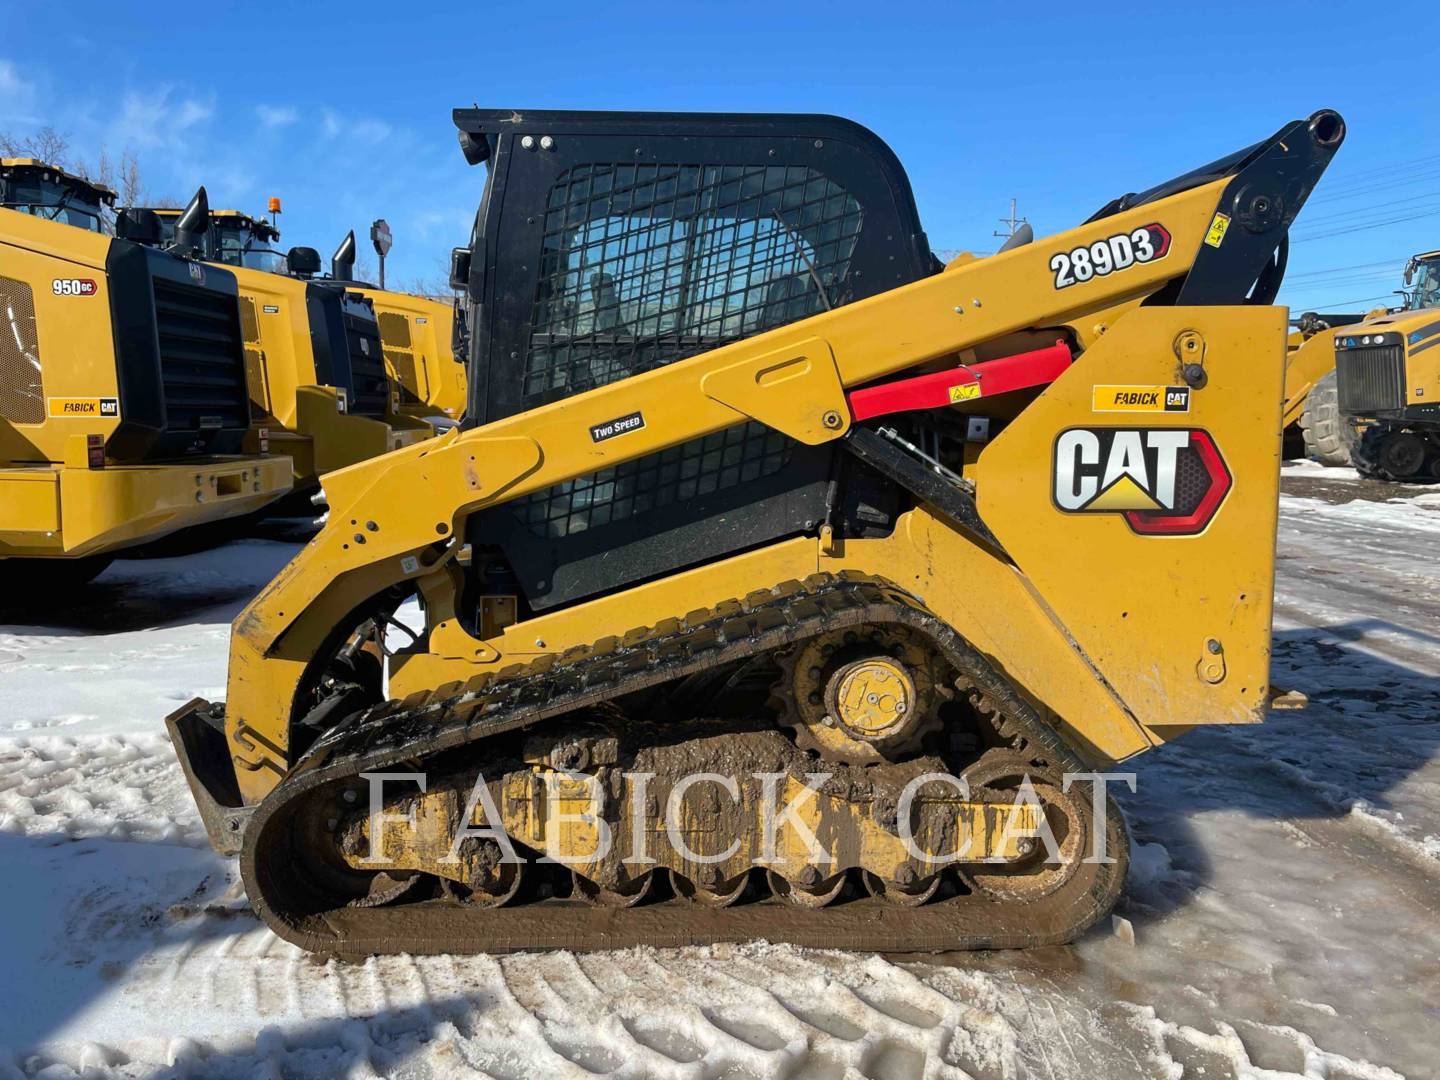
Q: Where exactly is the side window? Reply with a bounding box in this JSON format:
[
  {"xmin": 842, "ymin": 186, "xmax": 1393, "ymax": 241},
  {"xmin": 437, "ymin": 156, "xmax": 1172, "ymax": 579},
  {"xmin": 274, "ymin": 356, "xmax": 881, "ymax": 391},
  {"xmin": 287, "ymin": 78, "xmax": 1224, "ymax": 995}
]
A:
[{"xmin": 523, "ymin": 163, "xmax": 864, "ymax": 405}]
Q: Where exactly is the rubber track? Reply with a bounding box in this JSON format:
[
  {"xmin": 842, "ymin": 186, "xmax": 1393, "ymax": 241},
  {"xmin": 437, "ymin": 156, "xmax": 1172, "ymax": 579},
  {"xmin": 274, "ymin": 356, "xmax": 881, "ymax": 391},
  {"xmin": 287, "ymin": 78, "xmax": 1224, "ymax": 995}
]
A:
[{"xmin": 242, "ymin": 572, "xmax": 1129, "ymax": 957}]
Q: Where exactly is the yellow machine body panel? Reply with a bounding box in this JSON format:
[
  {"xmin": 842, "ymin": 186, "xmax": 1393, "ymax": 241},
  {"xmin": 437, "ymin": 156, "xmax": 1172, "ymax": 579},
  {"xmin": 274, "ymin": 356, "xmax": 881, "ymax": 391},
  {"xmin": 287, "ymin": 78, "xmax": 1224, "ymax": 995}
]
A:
[
  {"xmin": 227, "ymin": 265, "xmax": 317, "ymax": 430},
  {"xmin": 1282, "ymin": 323, "xmax": 1340, "ymax": 429},
  {"xmin": 978, "ymin": 306, "xmax": 1283, "ymax": 735},
  {"xmin": 354, "ymin": 288, "xmax": 468, "ymax": 422},
  {"xmin": 224, "ymin": 265, "xmax": 406, "ymax": 488},
  {"xmin": 2, "ymin": 211, "xmax": 123, "ymax": 464},
  {"xmin": 1344, "ymin": 306, "xmax": 1440, "ymax": 406},
  {"xmin": 1, "ymin": 209, "xmax": 293, "ymax": 560},
  {"xmin": 0, "ymin": 456, "xmax": 292, "ymax": 558}
]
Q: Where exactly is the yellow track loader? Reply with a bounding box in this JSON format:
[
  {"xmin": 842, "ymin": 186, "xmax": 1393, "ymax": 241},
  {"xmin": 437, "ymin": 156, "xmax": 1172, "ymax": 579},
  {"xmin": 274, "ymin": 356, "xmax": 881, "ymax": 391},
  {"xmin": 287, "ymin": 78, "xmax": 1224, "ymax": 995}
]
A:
[
  {"xmin": 131, "ymin": 205, "xmax": 421, "ymax": 490},
  {"xmin": 167, "ymin": 108, "xmax": 1345, "ymax": 956},
  {"xmin": 1, "ymin": 160, "xmax": 291, "ymax": 592},
  {"xmin": 1333, "ymin": 250, "xmax": 1440, "ymax": 480}
]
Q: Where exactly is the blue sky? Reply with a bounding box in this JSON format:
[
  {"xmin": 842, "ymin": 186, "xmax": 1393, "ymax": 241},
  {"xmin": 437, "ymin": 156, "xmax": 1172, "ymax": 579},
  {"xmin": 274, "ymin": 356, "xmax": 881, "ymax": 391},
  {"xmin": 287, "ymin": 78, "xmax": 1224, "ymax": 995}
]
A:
[{"xmin": 3, "ymin": 1, "xmax": 1436, "ymax": 308}]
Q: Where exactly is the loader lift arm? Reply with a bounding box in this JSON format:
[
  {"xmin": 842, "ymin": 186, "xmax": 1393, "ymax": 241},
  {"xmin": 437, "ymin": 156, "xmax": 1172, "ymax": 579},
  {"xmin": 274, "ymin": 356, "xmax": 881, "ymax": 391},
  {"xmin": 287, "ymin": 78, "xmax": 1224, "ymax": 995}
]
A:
[{"xmin": 219, "ymin": 109, "xmax": 1341, "ymax": 783}]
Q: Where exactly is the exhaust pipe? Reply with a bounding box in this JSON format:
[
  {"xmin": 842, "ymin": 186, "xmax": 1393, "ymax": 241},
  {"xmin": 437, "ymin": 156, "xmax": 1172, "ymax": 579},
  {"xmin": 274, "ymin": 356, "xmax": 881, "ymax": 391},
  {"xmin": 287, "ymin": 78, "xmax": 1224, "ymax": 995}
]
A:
[
  {"xmin": 332, "ymin": 230, "xmax": 356, "ymax": 281},
  {"xmin": 171, "ymin": 186, "xmax": 210, "ymax": 257}
]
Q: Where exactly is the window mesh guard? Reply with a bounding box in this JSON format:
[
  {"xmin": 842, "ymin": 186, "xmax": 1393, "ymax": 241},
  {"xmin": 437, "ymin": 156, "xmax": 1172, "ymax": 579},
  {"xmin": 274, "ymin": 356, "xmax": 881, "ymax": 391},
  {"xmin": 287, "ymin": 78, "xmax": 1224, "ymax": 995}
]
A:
[{"xmin": 517, "ymin": 161, "xmax": 865, "ymax": 538}]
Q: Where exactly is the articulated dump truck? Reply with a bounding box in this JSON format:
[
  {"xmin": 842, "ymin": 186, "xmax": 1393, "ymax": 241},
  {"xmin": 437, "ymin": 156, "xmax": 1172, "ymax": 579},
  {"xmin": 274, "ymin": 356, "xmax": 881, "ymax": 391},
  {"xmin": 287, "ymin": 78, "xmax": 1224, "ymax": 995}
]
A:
[
  {"xmin": 0, "ymin": 160, "xmax": 291, "ymax": 593},
  {"xmin": 167, "ymin": 108, "xmax": 1345, "ymax": 957}
]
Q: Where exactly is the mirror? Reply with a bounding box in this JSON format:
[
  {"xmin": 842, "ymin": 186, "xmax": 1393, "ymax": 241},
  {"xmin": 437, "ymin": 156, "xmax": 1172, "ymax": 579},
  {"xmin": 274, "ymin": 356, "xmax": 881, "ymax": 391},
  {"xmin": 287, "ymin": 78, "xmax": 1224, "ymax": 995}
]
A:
[
  {"xmin": 115, "ymin": 207, "xmax": 162, "ymax": 246},
  {"xmin": 449, "ymin": 246, "xmax": 472, "ymax": 291},
  {"xmin": 288, "ymin": 246, "xmax": 322, "ymax": 278}
]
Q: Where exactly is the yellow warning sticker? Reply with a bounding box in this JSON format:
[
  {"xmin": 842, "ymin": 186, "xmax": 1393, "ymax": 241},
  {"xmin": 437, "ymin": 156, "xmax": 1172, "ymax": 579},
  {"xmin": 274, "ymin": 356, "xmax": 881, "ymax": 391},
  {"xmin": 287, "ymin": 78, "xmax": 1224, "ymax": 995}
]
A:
[
  {"xmin": 948, "ymin": 383, "xmax": 982, "ymax": 403},
  {"xmin": 1092, "ymin": 385, "xmax": 1190, "ymax": 413},
  {"xmin": 1204, "ymin": 212, "xmax": 1230, "ymax": 248},
  {"xmin": 47, "ymin": 397, "xmax": 119, "ymax": 418}
]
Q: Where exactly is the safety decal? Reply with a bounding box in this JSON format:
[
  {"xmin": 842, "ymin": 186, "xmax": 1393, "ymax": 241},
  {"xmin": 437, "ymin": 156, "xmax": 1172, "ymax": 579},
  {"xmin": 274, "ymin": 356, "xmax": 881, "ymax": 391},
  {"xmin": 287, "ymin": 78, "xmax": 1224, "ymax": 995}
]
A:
[
  {"xmin": 1052, "ymin": 427, "xmax": 1231, "ymax": 535},
  {"xmin": 1050, "ymin": 223, "xmax": 1170, "ymax": 289},
  {"xmin": 51, "ymin": 278, "xmax": 97, "ymax": 297},
  {"xmin": 1204, "ymin": 212, "xmax": 1230, "ymax": 248},
  {"xmin": 262, "ymin": 304, "xmax": 280, "ymax": 314},
  {"xmin": 590, "ymin": 410, "xmax": 645, "ymax": 443},
  {"xmin": 399, "ymin": 555, "xmax": 420, "ymax": 575},
  {"xmin": 948, "ymin": 383, "xmax": 982, "ymax": 403},
  {"xmin": 48, "ymin": 397, "xmax": 119, "ymax": 418},
  {"xmin": 1092, "ymin": 385, "xmax": 1190, "ymax": 413}
]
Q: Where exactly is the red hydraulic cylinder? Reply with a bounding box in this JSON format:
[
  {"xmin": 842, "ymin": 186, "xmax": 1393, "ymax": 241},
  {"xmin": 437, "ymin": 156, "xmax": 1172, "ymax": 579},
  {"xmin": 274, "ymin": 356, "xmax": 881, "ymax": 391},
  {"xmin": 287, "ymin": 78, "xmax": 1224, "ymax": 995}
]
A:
[{"xmin": 846, "ymin": 340, "xmax": 1073, "ymax": 422}]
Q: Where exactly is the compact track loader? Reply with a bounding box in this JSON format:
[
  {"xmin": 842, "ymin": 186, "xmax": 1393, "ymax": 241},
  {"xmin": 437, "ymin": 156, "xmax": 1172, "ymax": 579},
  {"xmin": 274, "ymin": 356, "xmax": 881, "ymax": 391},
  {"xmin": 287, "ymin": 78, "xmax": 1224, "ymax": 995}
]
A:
[
  {"xmin": 168, "ymin": 108, "xmax": 1344, "ymax": 957},
  {"xmin": 1333, "ymin": 251, "xmax": 1440, "ymax": 480},
  {"xmin": 0, "ymin": 160, "xmax": 291, "ymax": 591},
  {"xmin": 131, "ymin": 205, "xmax": 418, "ymax": 490}
]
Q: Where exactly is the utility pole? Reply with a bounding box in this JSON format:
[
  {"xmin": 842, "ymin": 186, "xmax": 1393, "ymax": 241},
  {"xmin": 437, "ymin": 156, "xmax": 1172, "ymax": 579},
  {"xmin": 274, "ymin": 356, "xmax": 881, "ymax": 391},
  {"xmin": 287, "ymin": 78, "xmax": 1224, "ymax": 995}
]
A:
[{"xmin": 994, "ymin": 199, "xmax": 1027, "ymax": 241}]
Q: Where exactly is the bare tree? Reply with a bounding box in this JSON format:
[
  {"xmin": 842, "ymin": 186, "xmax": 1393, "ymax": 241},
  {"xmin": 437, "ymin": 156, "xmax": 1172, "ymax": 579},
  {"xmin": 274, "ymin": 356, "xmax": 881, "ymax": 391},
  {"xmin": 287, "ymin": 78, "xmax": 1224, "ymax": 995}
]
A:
[
  {"xmin": 120, "ymin": 151, "xmax": 143, "ymax": 207},
  {"xmin": 0, "ymin": 126, "xmax": 71, "ymax": 166}
]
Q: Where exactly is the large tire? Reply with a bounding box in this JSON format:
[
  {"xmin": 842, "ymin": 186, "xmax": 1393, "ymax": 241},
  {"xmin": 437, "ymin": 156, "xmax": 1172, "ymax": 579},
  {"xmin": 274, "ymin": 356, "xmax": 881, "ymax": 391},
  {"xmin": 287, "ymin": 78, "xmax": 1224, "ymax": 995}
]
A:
[{"xmin": 1299, "ymin": 369, "xmax": 1353, "ymax": 466}]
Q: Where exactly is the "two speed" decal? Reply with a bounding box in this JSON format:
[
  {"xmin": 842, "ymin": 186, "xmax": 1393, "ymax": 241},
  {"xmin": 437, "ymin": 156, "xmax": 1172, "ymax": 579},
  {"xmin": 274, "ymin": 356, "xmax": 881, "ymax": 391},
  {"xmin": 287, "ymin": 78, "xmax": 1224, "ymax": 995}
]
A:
[{"xmin": 1049, "ymin": 224, "xmax": 1171, "ymax": 289}]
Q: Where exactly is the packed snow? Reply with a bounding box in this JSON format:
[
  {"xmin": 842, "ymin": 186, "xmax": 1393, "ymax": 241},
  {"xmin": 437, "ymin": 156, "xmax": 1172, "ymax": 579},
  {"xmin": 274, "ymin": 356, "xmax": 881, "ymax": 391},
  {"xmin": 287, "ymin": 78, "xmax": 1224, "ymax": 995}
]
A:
[{"xmin": 1, "ymin": 473, "xmax": 1436, "ymax": 1079}]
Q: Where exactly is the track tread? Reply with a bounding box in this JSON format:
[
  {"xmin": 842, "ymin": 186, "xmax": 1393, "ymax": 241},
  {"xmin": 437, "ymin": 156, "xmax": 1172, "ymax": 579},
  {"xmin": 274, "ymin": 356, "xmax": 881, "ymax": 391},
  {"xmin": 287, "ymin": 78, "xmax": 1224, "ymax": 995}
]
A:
[{"xmin": 244, "ymin": 573, "xmax": 1128, "ymax": 957}]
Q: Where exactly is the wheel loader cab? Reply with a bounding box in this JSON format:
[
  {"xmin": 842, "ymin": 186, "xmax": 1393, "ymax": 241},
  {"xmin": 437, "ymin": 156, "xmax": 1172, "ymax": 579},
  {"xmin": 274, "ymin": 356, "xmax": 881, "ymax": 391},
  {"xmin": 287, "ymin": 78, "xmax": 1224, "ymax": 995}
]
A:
[
  {"xmin": 0, "ymin": 158, "xmax": 114, "ymax": 232},
  {"xmin": 0, "ymin": 168, "xmax": 292, "ymax": 576}
]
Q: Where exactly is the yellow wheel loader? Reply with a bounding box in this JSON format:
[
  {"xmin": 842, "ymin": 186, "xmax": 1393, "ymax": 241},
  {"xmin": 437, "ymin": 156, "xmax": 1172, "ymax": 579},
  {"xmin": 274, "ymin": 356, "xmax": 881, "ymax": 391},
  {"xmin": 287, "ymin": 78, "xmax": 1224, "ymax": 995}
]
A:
[
  {"xmin": 131, "ymin": 205, "xmax": 419, "ymax": 491},
  {"xmin": 325, "ymin": 231, "xmax": 468, "ymax": 430},
  {"xmin": 0, "ymin": 160, "xmax": 291, "ymax": 593},
  {"xmin": 166, "ymin": 108, "xmax": 1345, "ymax": 956},
  {"xmin": 1333, "ymin": 250, "xmax": 1440, "ymax": 480}
]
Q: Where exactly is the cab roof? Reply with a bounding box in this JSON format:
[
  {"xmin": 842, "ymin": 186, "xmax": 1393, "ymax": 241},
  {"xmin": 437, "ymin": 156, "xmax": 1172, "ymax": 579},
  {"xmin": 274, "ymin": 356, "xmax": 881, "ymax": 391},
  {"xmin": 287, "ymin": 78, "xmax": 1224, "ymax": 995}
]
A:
[
  {"xmin": 151, "ymin": 205, "xmax": 280, "ymax": 241},
  {"xmin": 0, "ymin": 158, "xmax": 117, "ymax": 203}
]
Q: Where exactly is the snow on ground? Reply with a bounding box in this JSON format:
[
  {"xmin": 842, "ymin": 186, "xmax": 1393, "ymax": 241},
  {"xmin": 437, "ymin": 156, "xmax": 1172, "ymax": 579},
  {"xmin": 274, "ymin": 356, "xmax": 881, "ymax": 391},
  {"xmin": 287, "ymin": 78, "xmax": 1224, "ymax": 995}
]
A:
[{"xmin": 0, "ymin": 485, "xmax": 1436, "ymax": 1079}]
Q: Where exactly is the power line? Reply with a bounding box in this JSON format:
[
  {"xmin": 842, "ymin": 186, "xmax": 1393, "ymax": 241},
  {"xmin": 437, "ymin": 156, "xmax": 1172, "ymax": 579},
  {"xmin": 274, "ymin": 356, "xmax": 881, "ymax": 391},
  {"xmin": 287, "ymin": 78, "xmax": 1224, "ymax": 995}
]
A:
[
  {"xmin": 1286, "ymin": 257, "xmax": 1405, "ymax": 280},
  {"xmin": 1298, "ymin": 188, "xmax": 1440, "ymax": 227},
  {"xmin": 1278, "ymin": 291, "xmax": 1396, "ymax": 311},
  {"xmin": 1293, "ymin": 204, "xmax": 1440, "ymax": 242}
]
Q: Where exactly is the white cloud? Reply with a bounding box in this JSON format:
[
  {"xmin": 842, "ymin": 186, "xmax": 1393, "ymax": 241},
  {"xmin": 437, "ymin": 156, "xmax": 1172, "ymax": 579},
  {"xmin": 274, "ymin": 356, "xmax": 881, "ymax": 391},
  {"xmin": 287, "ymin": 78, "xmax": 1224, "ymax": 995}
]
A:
[
  {"xmin": 114, "ymin": 87, "xmax": 215, "ymax": 149},
  {"xmin": 256, "ymin": 104, "xmax": 299, "ymax": 128},
  {"xmin": 174, "ymin": 99, "xmax": 213, "ymax": 130},
  {"xmin": 319, "ymin": 107, "xmax": 392, "ymax": 144}
]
